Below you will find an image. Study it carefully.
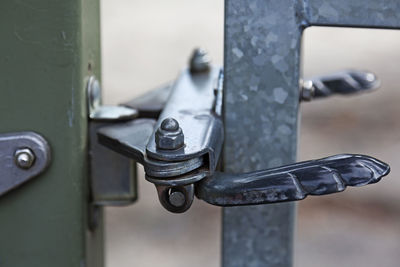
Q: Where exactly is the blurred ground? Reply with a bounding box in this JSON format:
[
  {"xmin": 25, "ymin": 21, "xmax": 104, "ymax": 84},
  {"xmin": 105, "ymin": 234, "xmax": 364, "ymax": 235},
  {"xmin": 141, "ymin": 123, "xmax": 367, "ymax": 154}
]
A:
[{"xmin": 101, "ymin": 1, "xmax": 400, "ymax": 266}]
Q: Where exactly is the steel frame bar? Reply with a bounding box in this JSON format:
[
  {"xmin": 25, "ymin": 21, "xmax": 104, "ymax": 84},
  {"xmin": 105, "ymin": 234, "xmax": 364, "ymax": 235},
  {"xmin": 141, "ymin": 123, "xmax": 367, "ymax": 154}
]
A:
[
  {"xmin": 0, "ymin": 1, "xmax": 103, "ymax": 266},
  {"xmin": 222, "ymin": 0, "xmax": 400, "ymax": 266}
]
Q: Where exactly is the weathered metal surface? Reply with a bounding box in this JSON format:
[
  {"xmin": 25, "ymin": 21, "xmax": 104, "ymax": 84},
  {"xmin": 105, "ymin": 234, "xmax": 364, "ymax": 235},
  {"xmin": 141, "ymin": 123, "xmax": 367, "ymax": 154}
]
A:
[
  {"xmin": 0, "ymin": 0, "xmax": 103, "ymax": 266},
  {"xmin": 304, "ymin": 0, "xmax": 400, "ymax": 28},
  {"xmin": 99, "ymin": 67, "xmax": 224, "ymax": 177},
  {"xmin": 0, "ymin": 132, "xmax": 51, "ymax": 197},
  {"xmin": 98, "ymin": 67, "xmax": 223, "ymax": 213},
  {"xmin": 223, "ymin": 1, "xmax": 302, "ymax": 266},
  {"xmin": 146, "ymin": 67, "xmax": 223, "ymax": 166},
  {"xmin": 155, "ymin": 118, "xmax": 185, "ymax": 150},
  {"xmin": 198, "ymin": 154, "xmax": 390, "ymax": 206},
  {"xmin": 98, "ymin": 119, "xmax": 205, "ymax": 180},
  {"xmin": 223, "ymin": 0, "xmax": 400, "ymax": 266}
]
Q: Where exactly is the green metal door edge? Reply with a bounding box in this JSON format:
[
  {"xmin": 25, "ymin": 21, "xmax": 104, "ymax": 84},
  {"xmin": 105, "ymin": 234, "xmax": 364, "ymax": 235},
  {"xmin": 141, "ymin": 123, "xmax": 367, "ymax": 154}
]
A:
[{"xmin": 0, "ymin": 1, "xmax": 103, "ymax": 266}]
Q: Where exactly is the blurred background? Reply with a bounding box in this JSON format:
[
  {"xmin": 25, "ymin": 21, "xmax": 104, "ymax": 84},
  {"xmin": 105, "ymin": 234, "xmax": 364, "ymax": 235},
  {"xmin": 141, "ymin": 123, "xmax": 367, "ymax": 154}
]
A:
[{"xmin": 100, "ymin": 1, "xmax": 400, "ymax": 266}]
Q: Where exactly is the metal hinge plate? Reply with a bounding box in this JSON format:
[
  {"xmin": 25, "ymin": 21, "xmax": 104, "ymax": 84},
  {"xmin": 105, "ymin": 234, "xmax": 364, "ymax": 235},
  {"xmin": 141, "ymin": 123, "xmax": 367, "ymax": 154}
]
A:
[{"xmin": 0, "ymin": 131, "xmax": 51, "ymax": 196}]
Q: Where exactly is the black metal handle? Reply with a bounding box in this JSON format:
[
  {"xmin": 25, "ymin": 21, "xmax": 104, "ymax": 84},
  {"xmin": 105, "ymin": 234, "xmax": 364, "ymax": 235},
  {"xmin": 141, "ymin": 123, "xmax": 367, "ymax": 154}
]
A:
[
  {"xmin": 301, "ymin": 70, "xmax": 380, "ymax": 101},
  {"xmin": 196, "ymin": 154, "xmax": 390, "ymax": 206}
]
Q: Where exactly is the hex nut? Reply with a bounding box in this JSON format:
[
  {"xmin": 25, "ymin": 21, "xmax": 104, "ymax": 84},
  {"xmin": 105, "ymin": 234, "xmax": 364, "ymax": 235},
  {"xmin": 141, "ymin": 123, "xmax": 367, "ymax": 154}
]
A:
[
  {"xmin": 15, "ymin": 148, "xmax": 36, "ymax": 169},
  {"xmin": 155, "ymin": 118, "xmax": 184, "ymax": 150}
]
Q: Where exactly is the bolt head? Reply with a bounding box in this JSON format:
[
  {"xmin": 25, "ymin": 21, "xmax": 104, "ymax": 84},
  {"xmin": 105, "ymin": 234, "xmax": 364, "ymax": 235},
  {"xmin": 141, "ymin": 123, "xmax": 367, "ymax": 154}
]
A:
[
  {"xmin": 15, "ymin": 148, "xmax": 35, "ymax": 169},
  {"xmin": 189, "ymin": 48, "xmax": 211, "ymax": 73},
  {"xmin": 169, "ymin": 191, "xmax": 186, "ymax": 207},
  {"xmin": 156, "ymin": 118, "xmax": 184, "ymax": 150}
]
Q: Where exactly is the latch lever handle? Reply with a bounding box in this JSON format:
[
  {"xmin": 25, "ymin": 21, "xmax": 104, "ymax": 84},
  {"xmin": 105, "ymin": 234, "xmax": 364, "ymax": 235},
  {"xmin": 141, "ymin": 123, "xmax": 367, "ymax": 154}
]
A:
[
  {"xmin": 301, "ymin": 70, "xmax": 380, "ymax": 101},
  {"xmin": 197, "ymin": 154, "xmax": 390, "ymax": 206}
]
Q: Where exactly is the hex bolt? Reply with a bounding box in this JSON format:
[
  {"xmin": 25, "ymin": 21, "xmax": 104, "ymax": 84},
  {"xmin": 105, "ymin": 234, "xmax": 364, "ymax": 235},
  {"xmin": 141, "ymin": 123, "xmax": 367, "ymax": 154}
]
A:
[
  {"xmin": 155, "ymin": 118, "xmax": 184, "ymax": 150},
  {"xmin": 189, "ymin": 48, "xmax": 211, "ymax": 73},
  {"xmin": 15, "ymin": 148, "xmax": 36, "ymax": 169},
  {"xmin": 169, "ymin": 190, "xmax": 186, "ymax": 208}
]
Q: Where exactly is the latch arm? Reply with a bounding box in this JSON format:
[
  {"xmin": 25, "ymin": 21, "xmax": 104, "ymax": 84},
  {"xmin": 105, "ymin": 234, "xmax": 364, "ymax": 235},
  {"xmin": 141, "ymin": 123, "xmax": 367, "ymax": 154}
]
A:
[
  {"xmin": 94, "ymin": 50, "xmax": 390, "ymax": 213},
  {"xmin": 122, "ymin": 83, "xmax": 172, "ymax": 119},
  {"xmin": 196, "ymin": 154, "xmax": 390, "ymax": 206}
]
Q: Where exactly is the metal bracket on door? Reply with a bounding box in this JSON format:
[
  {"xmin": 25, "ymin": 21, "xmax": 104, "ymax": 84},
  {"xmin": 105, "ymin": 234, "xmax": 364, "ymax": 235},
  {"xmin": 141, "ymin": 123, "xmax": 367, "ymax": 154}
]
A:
[{"xmin": 0, "ymin": 131, "xmax": 51, "ymax": 197}]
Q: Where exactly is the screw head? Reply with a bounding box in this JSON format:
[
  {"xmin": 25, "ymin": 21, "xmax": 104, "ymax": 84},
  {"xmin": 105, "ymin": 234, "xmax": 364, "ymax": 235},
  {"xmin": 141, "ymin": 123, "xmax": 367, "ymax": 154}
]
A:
[
  {"xmin": 169, "ymin": 190, "xmax": 186, "ymax": 207},
  {"xmin": 189, "ymin": 48, "xmax": 211, "ymax": 73},
  {"xmin": 155, "ymin": 118, "xmax": 185, "ymax": 150},
  {"xmin": 15, "ymin": 148, "xmax": 35, "ymax": 169}
]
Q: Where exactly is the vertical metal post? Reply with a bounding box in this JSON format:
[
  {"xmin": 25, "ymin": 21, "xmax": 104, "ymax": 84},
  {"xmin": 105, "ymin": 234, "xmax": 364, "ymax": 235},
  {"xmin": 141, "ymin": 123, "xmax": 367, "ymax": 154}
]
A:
[
  {"xmin": 223, "ymin": 0, "xmax": 400, "ymax": 266},
  {"xmin": 223, "ymin": 1, "xmax": 302, "ymax": 266},
  {"xmin": 0, "ymin": 1, "xmax": 103, "ymax": 266}
]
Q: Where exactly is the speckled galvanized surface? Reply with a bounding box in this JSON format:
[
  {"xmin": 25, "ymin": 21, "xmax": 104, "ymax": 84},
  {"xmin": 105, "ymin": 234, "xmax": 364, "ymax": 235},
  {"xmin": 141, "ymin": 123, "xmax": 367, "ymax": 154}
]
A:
[
  {"xmin": 305, "ymin": 0, "xmax": 400, "ymax": 28},
  {"xmin": 222, "ymin": 0, "xmax": 400, "ymax": 266},
  {"xmin": 223, "ymin": 0, "xmax": 302, "ymax": 266}
]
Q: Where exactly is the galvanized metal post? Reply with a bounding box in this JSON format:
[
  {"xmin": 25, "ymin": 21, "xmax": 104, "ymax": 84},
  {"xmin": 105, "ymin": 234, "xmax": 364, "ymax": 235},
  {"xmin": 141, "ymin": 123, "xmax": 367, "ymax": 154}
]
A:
[
  {"xmin": 223, "ymin": 1, "xmax": 301, "ymax": 266},
  {"xmin": 223, "ymin": 0, "xmax": 400, "ymax": 266},
  {"xmin": 0, "ymin": 1, "xmax": 103, "ymax": 266}
]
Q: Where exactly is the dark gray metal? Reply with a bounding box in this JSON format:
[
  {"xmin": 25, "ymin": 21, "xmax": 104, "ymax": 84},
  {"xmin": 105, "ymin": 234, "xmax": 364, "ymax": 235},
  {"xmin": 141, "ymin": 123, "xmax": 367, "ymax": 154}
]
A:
[
  {"xmin": 146, "ymin": 67, "xmax": 223, "ymax": 165},
  {"xmin": 123, "ymin": 83, "xmax": 172, "ymax": 119},
  {"xmin": 155, "ymin": 118, "xmax": 185, "ymax": 150},
  {"xmin": 156, "ymin": 183, "xmax": 195, "ymax": 213},
  {"xmin": 88, "ymin": 76, "xmax": 139, "ymax": 206},
  {"xmin": 190, "ymin": 48, "xmax": 211, "ymax": 73},
  {"xmin": 223, "ymin": 0, "xmax": 400, "ymax": 266},
  {"xmin": 169, "ymin": 190, "xmax": 186, "ymax": 207},
  {"xmin": 98, "ymin": 67, "xmax": 223, "ymax": 213},
  {"xmin": 97, "ymin": 119, "xmax": 205, "ymax": 180},
  {"xmin": 89, "ymin": 121, "xmax": 138, "ymax": 206},
  {"xmin": 99, "ymin": 67, "xmax": 223, "ymax": 180},
  {"xmin": 300, "ymin": 70, "xmax": 380, "ymax": 101},
  {"xmin": 198, "ymin": 154, "xmax": 389, "ymax": 206},
  {"xmin": 97, "ymin": 59, "xmax": 390, "ymax": 216},
  {"xmin": 0, "ymin": 132, "xmax": 51, "ymax": 196},
  {"xmin": 305, "ymin": 0, "xmax": 400, "ymax": 29}
]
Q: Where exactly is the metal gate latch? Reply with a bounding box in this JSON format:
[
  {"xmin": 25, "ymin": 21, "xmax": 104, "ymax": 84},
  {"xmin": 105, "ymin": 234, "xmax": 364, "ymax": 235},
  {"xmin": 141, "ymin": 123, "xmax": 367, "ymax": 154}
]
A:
[{"xmin": 90, "ymin": 49, "xmax": 390, "ymax": 213}]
